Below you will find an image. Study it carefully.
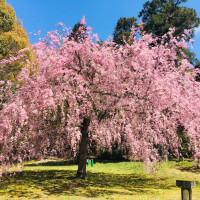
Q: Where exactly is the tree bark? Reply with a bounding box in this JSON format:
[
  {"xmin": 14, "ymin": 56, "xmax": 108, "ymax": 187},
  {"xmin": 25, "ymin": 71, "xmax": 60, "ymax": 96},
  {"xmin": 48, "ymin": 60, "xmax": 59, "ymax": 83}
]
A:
[{"xmin": 76, "ymin": 117, "xmax": 90, "ymax": 179}]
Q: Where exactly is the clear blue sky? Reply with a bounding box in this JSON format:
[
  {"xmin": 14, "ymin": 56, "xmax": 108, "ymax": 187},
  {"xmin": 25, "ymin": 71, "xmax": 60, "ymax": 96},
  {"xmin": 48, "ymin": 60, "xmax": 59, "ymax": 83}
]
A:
[{"xmin": 6, "ymin": 0, "xmax": 200, "ymax": 60}]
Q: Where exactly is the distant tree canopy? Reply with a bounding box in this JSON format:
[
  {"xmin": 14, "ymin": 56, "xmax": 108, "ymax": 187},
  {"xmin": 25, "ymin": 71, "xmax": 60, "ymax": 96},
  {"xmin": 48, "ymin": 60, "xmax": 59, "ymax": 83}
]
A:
[
  {"xmin": 114, "ymin": 0, "xmax": 200, "ymax": 46},
  {"xmin": 138, "ymin": 0, "xmax": 200, "ymax": 41},
  {"xmin": 69, "ymin": 22, "xmax": 87, "ymax": 42},
  {"xmin": 0, "ymin": 0, "xmax": 15, "ymax": 33},
  {"xmin": 113, "ymin": 17, "xmax": 137, "ymax": 45},
  {"xmin": 70, "ymin": 20, "xmax": 104, "ymax": 46},
  {"xmin": 113, "ymin": 0, "xmax": 200, "ymax": 66},
  {"xmin": 0, "ymin": 0, "xmax": 33, "ymax": 83}
]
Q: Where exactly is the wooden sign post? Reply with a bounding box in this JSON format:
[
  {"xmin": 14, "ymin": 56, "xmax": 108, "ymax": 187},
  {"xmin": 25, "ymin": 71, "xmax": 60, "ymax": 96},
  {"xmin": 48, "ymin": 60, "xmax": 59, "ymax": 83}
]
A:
[{"xmin": 176, "ymin": 180, "xmax": 196, "ymax": 200}]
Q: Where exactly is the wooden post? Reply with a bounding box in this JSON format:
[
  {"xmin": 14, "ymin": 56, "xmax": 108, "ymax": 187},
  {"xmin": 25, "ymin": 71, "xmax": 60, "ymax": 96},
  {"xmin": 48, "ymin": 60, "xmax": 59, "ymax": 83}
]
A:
[{"xmin": 176, "ymin": 180, "xmax": 196, "ymax": 200}]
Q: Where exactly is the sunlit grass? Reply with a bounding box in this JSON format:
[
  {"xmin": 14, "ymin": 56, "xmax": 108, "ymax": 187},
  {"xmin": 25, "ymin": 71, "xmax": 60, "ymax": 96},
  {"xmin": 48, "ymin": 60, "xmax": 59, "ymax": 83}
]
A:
[{"xmin": 0, "ymin": 158, "xmax": 199, "ymax": 200}]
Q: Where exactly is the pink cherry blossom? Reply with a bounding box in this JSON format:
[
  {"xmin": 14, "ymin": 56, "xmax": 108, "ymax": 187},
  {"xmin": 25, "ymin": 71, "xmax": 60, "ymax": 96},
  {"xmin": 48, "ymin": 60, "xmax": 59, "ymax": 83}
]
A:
[{"xmin": 1, "ymin": 18, "xmax": 200, "ymax": 176}]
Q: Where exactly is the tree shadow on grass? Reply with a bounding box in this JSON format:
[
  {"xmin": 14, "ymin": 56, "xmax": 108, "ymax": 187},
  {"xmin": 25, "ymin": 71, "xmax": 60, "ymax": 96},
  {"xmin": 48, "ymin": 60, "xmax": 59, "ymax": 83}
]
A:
[
  {"xmin": 179, "ymin": 166, "xmax": 200, "ymax": 174},
  {"xmin": 174, "ymin": 161, "xmax": 200, "ymax": 174},
  {"xmin": 24, "ymin": 158, "xmax": 136, "ymax": 166},
  {"xmin": 25, "ymin": 159, "xmax": 77, "ymax": 167},
  {"xmin": 92, "ymin": 158, "xmax": 128, "ymax": 164},
  {"xmin": 0, "ymin": 167, "xmax": 174, "ymax": 199}
]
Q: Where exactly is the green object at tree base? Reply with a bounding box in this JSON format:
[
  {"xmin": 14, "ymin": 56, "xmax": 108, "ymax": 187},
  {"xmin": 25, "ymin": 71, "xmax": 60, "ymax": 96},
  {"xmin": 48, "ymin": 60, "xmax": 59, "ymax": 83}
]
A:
[
  {"xmin": 91, "ymin": 159, "xmax": 94, "ymax": 167},
  {"xmin": 87, "ymin": 159, "xmax": 90, "ymax": 166}
]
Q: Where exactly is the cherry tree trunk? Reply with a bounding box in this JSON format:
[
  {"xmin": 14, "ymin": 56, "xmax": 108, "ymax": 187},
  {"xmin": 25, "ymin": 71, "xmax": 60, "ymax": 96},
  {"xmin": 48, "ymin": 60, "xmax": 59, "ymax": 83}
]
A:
[{"xmin": 76, "ymin": 117, "xmax": 90, "ymax": 179}]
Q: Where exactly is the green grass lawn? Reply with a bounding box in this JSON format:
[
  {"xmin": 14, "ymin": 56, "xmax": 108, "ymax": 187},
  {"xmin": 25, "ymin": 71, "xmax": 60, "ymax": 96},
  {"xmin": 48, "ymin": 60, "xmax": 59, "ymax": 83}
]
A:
[{"xmin": 0, "ymin": 158, "xmax": 199, "ymax": 200}]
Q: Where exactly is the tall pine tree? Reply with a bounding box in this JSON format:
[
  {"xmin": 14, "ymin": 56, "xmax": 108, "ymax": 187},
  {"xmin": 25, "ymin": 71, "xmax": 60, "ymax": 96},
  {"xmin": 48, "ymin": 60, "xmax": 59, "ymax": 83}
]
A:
[
  {"xmin": 113, "ymin": 17, "xmax": 137, "ymax": 45},
  {"xmin": 138, "ymin": 0, "xmax": 200, "ymax": 66},
  {"xmin": 139, "ymin": 0, "xmax": 200, "ymax": 41}
]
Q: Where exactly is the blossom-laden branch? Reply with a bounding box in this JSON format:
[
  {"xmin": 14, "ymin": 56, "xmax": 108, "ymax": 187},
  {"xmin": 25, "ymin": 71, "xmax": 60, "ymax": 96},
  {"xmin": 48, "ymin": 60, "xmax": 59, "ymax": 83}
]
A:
[{"xmin": 1, "ymin": 18, "xmax": 200, "ymax": 175}]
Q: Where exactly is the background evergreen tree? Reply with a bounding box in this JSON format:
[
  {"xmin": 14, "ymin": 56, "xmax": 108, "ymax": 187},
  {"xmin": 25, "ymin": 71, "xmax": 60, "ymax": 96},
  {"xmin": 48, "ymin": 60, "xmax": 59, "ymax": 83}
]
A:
[
  {"xmin": 69, "ymin": 22, "xmax": 87, "ymax": 42},
  {"xmin": 138, "ymin": 0, "xmax": 200, "ymax": 66},
  {"xmin": 138, "ymin": 0, "xmax": 200, "ymax": 41},
  {"xmin": 113, "ymin": 17, "xmax": 137, "ymax": 45}
]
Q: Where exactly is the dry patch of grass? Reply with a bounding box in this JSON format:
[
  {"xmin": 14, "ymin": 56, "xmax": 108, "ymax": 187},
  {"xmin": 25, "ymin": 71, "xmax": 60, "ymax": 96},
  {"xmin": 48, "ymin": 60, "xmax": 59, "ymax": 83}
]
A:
[{"xmin": 0, "ymin": 158, "xmax": 199, "ymax": 200}]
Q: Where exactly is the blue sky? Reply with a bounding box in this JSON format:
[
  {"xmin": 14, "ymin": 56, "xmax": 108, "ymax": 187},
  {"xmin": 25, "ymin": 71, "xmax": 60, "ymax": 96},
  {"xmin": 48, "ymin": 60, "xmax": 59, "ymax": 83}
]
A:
[{"xmin": 7, "ymin": 0, "xmax": 200, "ymax": 60}]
